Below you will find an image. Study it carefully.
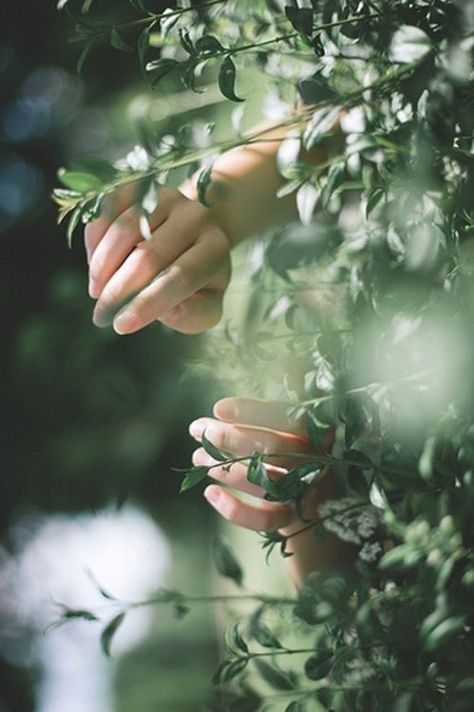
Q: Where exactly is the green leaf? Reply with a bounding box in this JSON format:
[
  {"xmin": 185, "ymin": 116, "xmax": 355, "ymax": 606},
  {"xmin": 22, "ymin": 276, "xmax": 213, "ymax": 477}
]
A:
[
  {"xmin": 344, "ymin": 449, "xmax": 374, "ymax": 470},
  {"xmin": 226, "ymin": 621, "xmax": 249, "ymax": 654},
  {"xmin": 146, "ymin": 58, "xmax": 179, "ymax": 86},
  {"xmin": 297, "ymin": 74, "xmax": 337, "ymax": 104},
  {"xmin": 213, "ymin": 536, "xmax": 244, "ymax": 586},
  {"xmin": 306, "ymin": 413, "xmax": 330, "ymax": 450},
  {"xmin": 179, "ymin": 466, "xmax": 209, "ymax": 493},
  {"xmin": 110, "ymin": 28, "xmax": 134, "ymax": 53},
  {"xmin": 390, "ymin": 26, "xmax": 432, "ymax": 64},
  {"xmin": 320, "ymin": 163, "xmax": 344, "ymax": 210},
  {"xmin": 250, "ymin": 609, "xmax": 283, "ymax": 649},
  {"xmin": 179, "ymin": 27, "xmax": 195, "ymax": 56},
  {"xmin": 304, "ymin": 651, "xmax": 333, "ymax": 680},
  {"xmin": 296, "ymin": 182, "xmax": 319, "ymax": 226},
  {"xmin": 212, "ymin": 657, "xmax": 248, "ymax": 685},
  {"xmin": 129, "ymin": 0, "xmax": 147, "ymax": 10},
  {"xmin": 303, "ymin": 106, "xmax": 340, "ymax": 150},
  {"xmin": 419, "ymin": 435, "xmax": 436, "ymax": 480},
  {"xmin": 366, "ymin": 188, "xmax": 384, "ymax": 218},
  {"xmin": 379, "ymin": 544, "xmax": 409, "ymax": 570},
  {"xmin": 197, "ymin": 159, "xmax": 215, "ymax": 207},
  {"xmin": 247, "ymin": 457, "xmax": 270, "ymax": 488},
  {"xmin": 285, "ymin": 702, "xmax": 306, "ymax": 712},
  {"xmin": 347, "ymin": 466, "xmax": 370, "ymax": 497},
  {"xmin": 100, "ymin": 612, "xmax": 125, "ymax": 658},
  {"xmin": 226, "ymin": 690, "xmax": 262, "ymax": 712},
  {"xmin": 201, "ymin": 431, "xmax": 232, "ymax": 462},
  {"xmin": 159, "ymin": 7, "xmax": 180, "ymax": 36},
  {"xmin": 67, "ymin": 208, "xmax": 82, "ymax": 249},
  {"xmin": 195, "ymin": 35, "xmax": 224, "ymax": 54},
  {"xmin": 58, "ymin": 170, "xmax": 103, "ymax": 193},
  {"xmin": 62, "ymin": 608, "xmax": 99, "ymax": 621},
  {"xmin": 76, "ymin": 38, "xmax": 96, "ymax": 74},
  {"xmin": 137, "ymin": 24, "xmax": 151, "ymax": 70},
  {"xmin": 254, "ymin": 659, "xmax": 297, "ymax": 690},
  {"xmin": 424, "ymin": 616, "xmax": 465, "ymax": 652},
  {"xmin": 285, "ymin": 5, "xmax": 313, "ymax": 36},
  {"xmin": 69, "ymin": 157, "xmax": 117, "ymax": 182},
  {"xmin": 218, "ymin": 56, "xmax": 244, "ymax": 102}
]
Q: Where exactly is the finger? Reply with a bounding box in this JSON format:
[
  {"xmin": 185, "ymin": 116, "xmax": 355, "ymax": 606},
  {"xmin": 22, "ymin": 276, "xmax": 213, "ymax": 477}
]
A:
[
  {"xmin": 189, "ymin": 418, "xmax": 314, "ymax": 469},
  {"xmin": 88, "ymin": 206, "xmax": 161, "ymax": 299},
  {"xmin": 192, "ymin": 447, "xmax": 265, "ymax": 497},
  {"xmin": 92, "ymin": 209, "xmax": 199, "ymax": 328},
  {"xmin": 158, "ymin": 289, "xmax": 224, "ymax": 334},
  {"xmin": 88, "ymin": 188, "xmax": 186, "ymax": 300},
  {"xmin": 111, "ymin": 231, "xmax": 227, "ymax": 335},
  {"xmin": 203, "ymin": 485, "xmax": 296, "ymax": 531},
  {"xmin": 214, "ymin": 397, "xmax": 307, "ymax": 436},
  {"xmin": 84, "ymin": 182, "xmax": 145, "ymax": 265}
]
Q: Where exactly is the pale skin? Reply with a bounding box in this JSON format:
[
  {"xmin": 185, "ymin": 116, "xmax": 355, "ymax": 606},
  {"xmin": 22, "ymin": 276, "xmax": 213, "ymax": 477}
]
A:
[
  {"xmin": 189, "ymin": 397, "xmax": 354, "ymax": 587},
  {"xmin": 84, "ymin": 124, "xmax": 297, "ymax": 335},
  {"xmin": 84, "ymin": 122, "xmax": 352, "ymax": 586}
]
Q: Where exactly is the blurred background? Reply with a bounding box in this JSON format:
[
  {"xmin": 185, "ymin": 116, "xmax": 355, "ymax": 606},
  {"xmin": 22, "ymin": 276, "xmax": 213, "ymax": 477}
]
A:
[{"xmin": 0, "ymin": 2, "xmax": 230, "ymax": 709}]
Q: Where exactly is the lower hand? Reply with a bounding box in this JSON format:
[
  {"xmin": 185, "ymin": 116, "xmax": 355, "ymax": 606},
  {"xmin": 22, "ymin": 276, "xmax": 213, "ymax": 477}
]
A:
[{"xmin": 189, "ymin": 397, "xmax": 328, "ymax": 533}]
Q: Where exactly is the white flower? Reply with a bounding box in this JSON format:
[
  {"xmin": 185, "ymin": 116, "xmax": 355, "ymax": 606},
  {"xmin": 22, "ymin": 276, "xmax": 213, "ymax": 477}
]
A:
[
  {"xmin": 318, "ymin": 499, "xmax": 381, "ymax": 545},
  {"xmin": 359, "ymin": 541, "xmax": 382, "ymax": 562}
]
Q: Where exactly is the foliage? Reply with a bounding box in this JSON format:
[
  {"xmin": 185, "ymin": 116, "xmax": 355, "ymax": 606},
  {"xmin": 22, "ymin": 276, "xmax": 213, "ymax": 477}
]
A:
[{"xmin": 55, "ymin": 0, "xmax": 474, "ymax": 710}]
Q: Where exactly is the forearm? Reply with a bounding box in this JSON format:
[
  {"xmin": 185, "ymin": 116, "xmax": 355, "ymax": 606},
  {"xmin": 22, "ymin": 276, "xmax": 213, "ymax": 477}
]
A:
[
  {"xmin": 181, "ymin": 123, "xmax": 325, "ymax": 247},
  {"xmin": 279, "ymin": 469, "xmax": 356, "ymax": 588}
]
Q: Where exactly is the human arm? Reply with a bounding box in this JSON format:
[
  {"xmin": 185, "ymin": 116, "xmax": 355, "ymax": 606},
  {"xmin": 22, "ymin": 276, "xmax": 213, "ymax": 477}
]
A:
[
  {"xmin": 189, "ymin": 397, "xmax": 355, "ymax": 588},
  {"xmin": 84, "ymin": 122, "xmax": 314, "ymax": 335}
]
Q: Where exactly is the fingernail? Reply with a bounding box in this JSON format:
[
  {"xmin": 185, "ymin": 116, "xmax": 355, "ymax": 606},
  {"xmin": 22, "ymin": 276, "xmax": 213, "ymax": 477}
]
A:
[
  {"xmin": 113, "ymin": 310, "xmax": 139, "ymax": 335},
  {"xmin": 204, "ymin": 487, "xmax": 221, "ymax": 505},
  {"xmin": 89, "ymin": 278, "xmax": 100, "ymax": 299},
  {"xmin": 204, "ymin": 423, "xmax": 221, "ymax": 445},
  {"xmin": 93, "ymin": 306, "xmax": 114, "ymax": 328},
  {"xmin": 214, "ymin": 398, "xmax": 237, "ymax": 421},
  {"xmin": 189, "ymin": 420, "xmax": 204, "ymax": 439}
]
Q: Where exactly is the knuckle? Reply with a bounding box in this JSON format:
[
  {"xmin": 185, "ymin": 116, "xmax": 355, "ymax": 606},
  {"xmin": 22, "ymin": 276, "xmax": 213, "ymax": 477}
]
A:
[
  {"xmin": 135, "ymin": 241, "xmax": 160, "ymax": 268},
  {"xmin": 224, "ymin": 499, "xmax": 240, "ymax": 523},
  {"xmin": 210, "ymin": 425, "xmax": 227, "ymax": 451},
  {"xmin": 84, "ymin": 220, "xmax": 100, "ymax": 246},
  {"xmin": 168, "ymin": 264, "xmax": 194, "ymax": 294},
  {"xmin": 89, "ymin": 257, "xmax": 106, "ymax": 283},
  {"xmin": 192, "ymin": 448, "xmax": 204, "ymax": 466},
  {"xmin": 108, "ymin": 217, "xmax": 136, "ymax": 242},
  {"xmin": 209, "ymin": 466, "xmax": 225, "ymax": 484},
  {"xmin": 99, "ymin": 283, "xmax": 123, "ymax": 308},
  {"xmin": 263, "ymin": 434, "xmax": 279, "ymax": 454},
  {"xmin": 259, "ymin": 511, "xmax": 276, "ymax": 532}
]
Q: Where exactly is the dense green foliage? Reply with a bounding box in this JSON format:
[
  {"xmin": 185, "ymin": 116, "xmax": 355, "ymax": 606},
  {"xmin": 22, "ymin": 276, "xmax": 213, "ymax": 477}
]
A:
[{"xmin": 56, "ymin": 0, "xmax": 474, "ymax": 710}]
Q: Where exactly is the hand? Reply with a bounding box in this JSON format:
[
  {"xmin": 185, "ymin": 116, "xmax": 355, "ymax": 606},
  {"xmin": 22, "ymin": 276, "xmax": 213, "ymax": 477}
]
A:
[
  {"xmin": 189, "ymin": 397, "xmax": 331, "ymax": 533},
  {"xmin": 84, "ymin": 185, "xmax": 231, "ymax": 335}
]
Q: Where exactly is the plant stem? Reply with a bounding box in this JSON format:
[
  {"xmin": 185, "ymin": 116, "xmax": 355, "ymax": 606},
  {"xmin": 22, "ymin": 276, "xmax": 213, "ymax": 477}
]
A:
[
  {"xmin": 185, "ymin": 13, "xmax": 380, "ymax": 60},
  {"xmin": 116, "ymin": 0, "xmax": 228, "ymax": 30}
]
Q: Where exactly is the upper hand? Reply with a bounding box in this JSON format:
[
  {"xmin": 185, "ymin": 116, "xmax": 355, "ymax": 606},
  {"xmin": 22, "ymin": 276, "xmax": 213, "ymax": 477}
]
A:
[{"xmin": 84, "ymin": 185, "xmax": 231, "ymax": 335}]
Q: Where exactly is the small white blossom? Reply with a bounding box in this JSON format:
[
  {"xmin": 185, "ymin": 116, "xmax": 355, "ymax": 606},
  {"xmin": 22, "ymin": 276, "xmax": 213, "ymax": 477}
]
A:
[
  {"xmin": 126, "ymin": 145, "xmax": 150, "ymax": 171},
  {"xmin": 359, "ymin": 541, "xmax": 382, "ymax": 562},
  {"xmin": 318, "ymin": 499, "xmax": 381, "ymax": 545}
]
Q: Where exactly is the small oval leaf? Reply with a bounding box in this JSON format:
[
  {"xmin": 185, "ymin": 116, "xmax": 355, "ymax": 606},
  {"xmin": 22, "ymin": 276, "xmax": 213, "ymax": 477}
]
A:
[
  {"xmin": 101, "ymin": 612, "xmax": 125, "ymax": 658},
  {"xmin": 218, "ymin": 56, "xmax": 244, "ymax": 102}
]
